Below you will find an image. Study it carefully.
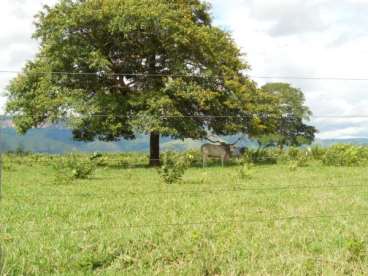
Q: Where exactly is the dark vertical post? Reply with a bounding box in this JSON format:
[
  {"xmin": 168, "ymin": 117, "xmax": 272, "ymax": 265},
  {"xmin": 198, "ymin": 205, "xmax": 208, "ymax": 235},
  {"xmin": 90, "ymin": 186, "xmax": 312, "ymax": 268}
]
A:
[{"xmin": 149, "ymin": 132, "xmax": 160, "ymax": 166}]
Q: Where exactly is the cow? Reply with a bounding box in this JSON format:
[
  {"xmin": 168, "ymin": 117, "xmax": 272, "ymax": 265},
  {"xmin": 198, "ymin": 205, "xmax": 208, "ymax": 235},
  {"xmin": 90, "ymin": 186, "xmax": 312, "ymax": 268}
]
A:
[
  {"xmin": 231, "ymin": 146, "xmax": 247, "ymax": 158},
  {"xmin": 201, "ymin": 137, "xmax": 245, "ymax": 167}
]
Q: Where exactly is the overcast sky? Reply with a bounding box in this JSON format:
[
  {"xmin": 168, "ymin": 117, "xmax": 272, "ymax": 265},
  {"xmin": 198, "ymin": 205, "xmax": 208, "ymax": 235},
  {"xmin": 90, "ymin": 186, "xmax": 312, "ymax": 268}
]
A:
[{"xmin": 2, "ymin": 0, "xmax": 368, "ymax": 139}]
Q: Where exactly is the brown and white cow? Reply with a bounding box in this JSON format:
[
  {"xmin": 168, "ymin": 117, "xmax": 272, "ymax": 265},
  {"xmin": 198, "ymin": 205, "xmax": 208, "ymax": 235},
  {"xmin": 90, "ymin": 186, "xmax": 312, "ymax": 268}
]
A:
[{"xmin": 201, "ymin": 137, "xmax": 245, "ymax": 167}]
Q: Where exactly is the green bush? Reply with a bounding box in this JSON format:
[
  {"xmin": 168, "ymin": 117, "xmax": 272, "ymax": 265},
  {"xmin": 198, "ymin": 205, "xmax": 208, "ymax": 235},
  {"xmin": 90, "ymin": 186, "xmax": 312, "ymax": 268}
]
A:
[
  {"xmin": 157, "ymin": 152, "xmax": 192, "ymax": 184},
  {"xmin": 238, "ymin": 163, "xmax": 254, "ymax": 179},
  {"xmin": 280, "ymin": 148, "xmax": 311, "ymax": 167},
  {"xmin": 346, "ymin": 236, "xmax": 366, "ymax": 263},
  {"xmin": 184, "ymin": 149, "xmax": 202, "ymax": 166},
  {"xmin": 52, "ymin": 154, "xmax": 96, "ymax": 183},
  {"xmin": 243, "ymin": 149, "xmax": 279, "ymax": 164},
  {"xmin": 322, "ymin": 145, "xmax": 368, "ymax": 167},
  {"xmin": 297, "ymin": 150, "xmax": 311, "ymax": 167},
  {"xmin": 310, "ymin": 145, "xmax": 326, "ymax": 160},
  {"xmin": 287, "ymin": 147, "xmax": 300, "ymax": 160}
]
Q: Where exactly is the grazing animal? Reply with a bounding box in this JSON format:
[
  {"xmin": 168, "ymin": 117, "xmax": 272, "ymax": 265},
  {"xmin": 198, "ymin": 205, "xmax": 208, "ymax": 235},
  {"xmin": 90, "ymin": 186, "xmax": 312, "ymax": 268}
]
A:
[
  {"xmin": 201, "ymin": 143, "xmax": 234, "ymax": 167},
  {"xmin": 201, "ymin": 137, "xmax": 244, "ymax": 167}
]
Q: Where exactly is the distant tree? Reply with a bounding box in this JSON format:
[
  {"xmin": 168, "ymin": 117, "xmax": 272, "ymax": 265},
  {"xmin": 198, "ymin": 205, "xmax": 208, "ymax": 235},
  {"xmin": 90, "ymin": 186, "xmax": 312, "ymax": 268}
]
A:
[
  {"xmin": 257, "ymin": 83, "xmax": 317, "ymax": 149},
  {"xmin": 6, "ymin": 0, "xmax": 266, "ymax": 166}
]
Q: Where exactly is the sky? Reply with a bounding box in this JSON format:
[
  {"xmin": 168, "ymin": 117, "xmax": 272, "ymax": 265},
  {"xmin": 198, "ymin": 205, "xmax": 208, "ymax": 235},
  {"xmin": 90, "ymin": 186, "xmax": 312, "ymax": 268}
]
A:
[{"xmin": 2, "ymin": 0, "xmax": 368, "ymax": 139}]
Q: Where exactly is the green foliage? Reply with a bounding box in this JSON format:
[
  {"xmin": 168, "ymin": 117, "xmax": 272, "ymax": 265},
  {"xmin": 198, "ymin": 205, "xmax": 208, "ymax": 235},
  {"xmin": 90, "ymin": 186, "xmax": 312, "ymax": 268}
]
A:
[
  {"xmin": 287, "ymin": 147, "xmax": 310, "ymax": 167},
  {"xmin": 52, "ymin": 154, "xmax": 96, "ymax": 183},
  {"xmin": 310, "ymin": 145, "xmax": 326, "ymax": 160},
  {"xmin": 287, "ymin": 147, "xmax": 300, "ymax": 159},
  {"xmin": 182, "ymin": 149, "xmax": 202, "ymax": 166},
  {"xmin": 242, "ymin": 149, "xmax": 279, "ymax": 164},
  {"xmin": 157, "ymin": 152, "xmax": 192, "ymax": 184},
  {"xmin": 238, "ymin": 163, "xmax": 254, "ymax": 180},
  {"xmin": 6, "ymin": 0, "xmax": 266, "ymax": 164},
  {"xmin": 322, "ymin": 145, "xmax": 368, "ymax": 167},
  {"xmin": 258, "ymin": 83, "xmax": 317, "ymax": 148},
  {"xmin": 346, "ymin": 236, "xmax": 366, "ymax": 263}
]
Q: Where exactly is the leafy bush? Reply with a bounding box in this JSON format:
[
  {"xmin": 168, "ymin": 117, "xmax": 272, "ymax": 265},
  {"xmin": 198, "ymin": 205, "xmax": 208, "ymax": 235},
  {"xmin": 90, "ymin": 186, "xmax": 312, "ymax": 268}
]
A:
[
  {"xmin": 238, "ymin": 163, "xmax": 254, "ymax": 179},
  {"xmin": 297, "ymin": 150, "xmax": 311, "ymax": 167},
  {"xmin": 53, "ymin": 154, "xmax": 96, "ymax": 183},
  {"xmin": 184, "ymin": 149, "xmax": 202, "ymax": 166},
  {"xmin": 157, "ymin": 152, "xmax": 193, "ymax": 184},
  {"xmin": 287, "ymin": 147, "xmax": 300, "ymax": 160},
  {"xmin": 310, "ymin": 145, "xmax": 326, "ymax": 160},
  {"xmin": 346, "ymin": 235, "xmax": 366, "ymax": 263},
  {"xmin": 242, "ymin": 149, "xmax": 278, "ymax": 164},
  {"xmin": 280, "ymin": 148, "xmax": 311, "ymax": 167},
  {"xmin": 322, "ymin": 145, "xmax": 368, "ymax": 167},
  {"xmin": 2, "ymin": 162, "xmax": 13, "ymax": 171}
]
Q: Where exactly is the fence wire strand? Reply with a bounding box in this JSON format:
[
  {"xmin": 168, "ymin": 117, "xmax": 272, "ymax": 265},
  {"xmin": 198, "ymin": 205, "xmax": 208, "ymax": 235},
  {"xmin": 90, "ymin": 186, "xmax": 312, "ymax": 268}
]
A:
[
  {"xmin": 2, "ymin": 183, "xmax": 367, "ymax": 199},
  {"xmin": 1, "ymin": 212, "xmax": 367, "ymax": 234}
]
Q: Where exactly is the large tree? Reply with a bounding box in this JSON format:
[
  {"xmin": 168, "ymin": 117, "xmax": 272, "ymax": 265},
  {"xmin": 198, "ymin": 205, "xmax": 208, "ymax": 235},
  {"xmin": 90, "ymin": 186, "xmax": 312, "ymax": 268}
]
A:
[
  {"xmin": 256, "ymin": 83, "xmax": 317, "ymax": 149},
  {"xmin": 6, "ymin": 0, "xmax": 266, "ymax": 165}
]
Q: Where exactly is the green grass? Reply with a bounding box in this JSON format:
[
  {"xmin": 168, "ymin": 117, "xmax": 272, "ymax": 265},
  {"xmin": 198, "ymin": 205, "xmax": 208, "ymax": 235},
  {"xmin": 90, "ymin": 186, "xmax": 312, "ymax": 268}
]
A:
[{"xmin": 1, "ymin": 155, "xmax": 368, "ymax": 275}]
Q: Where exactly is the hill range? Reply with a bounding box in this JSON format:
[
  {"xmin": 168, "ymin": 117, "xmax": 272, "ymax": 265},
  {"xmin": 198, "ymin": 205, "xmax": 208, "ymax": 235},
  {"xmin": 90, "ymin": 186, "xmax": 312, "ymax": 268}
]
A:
[{"xmin": 1, "ymin": 126, "xmax": 367, "ymax": 153}]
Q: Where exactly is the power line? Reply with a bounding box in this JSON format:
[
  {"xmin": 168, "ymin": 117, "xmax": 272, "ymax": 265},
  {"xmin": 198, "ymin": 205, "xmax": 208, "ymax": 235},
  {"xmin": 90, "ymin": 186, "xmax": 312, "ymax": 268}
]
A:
[
  {"xmin": 1, "ymin": 69, "xmax": 368, "ymax": 81},
  {"xmin": 2, "ymin": 114, "xmax": 368, "ymax": 119},
  {"xmin": 250, "ymin": 75, "xmax": 368, "ymax": 81}
]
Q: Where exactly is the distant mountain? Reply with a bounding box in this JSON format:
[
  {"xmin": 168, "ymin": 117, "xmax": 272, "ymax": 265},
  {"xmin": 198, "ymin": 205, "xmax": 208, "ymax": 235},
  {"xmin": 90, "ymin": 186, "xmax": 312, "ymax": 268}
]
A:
[
  {"xmin": 0, "ymin": 127, "xmax": 259, "ymax": 153},
  {"xmin": 1, "ymin": 124, "xmax": 368, "ymax": 154},
  {"xmin": 314, "ymin": 138, "xmax": 368, "ymax": 147}
]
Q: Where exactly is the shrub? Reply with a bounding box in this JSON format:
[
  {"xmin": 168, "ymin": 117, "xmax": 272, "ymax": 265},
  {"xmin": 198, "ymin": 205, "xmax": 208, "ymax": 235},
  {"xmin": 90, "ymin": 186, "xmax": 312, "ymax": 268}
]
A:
[
  {"xmin": 322, "ymin": 145, "xmax": 368, "ymax": 167},
  {"xmin": 89, "ymin": 152, "xmax": 108, "ymax": 167},
  {"xmin": 53, "ymin": 154, "xmax": 96, "ymax": 183},
  {"xmin": 281, "ymin": 148, "xmax": 311, "ymax": 167},
  {"xmin": 243, "ymin": 149, "xmax": 278, "ymax": 164},
  {"xmin": 296, "ymin": 150, "xmax": 311, "ymax": 167},
  {"xmin": 184, "ymin": 149, "xmax": 202, "ymax": 166},
  {"xmin": 238, "ymin": 163, "xmax": 254, "ymax": 179},
  {"xmin": 346, "ymin": 235, "xmax": 366, "ymax": 263},
  {"xmin": 287, "ymin": 147, "xmax": 300, "ymax": 160},
  {"xmin": 310, "ymin": 145, "xmax": 326, "ymax": 160},
  {"xmin": 157, "ymin": 152, "xmax": 192, "ymax": 184},
  {"xmin": 2, "ymin": 162, "xmax": 13, "ymax": 171}
]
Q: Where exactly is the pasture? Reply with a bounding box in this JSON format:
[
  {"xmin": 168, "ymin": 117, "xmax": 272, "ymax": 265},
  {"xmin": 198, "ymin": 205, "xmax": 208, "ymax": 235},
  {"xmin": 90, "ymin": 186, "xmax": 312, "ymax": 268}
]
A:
[{"xmin": 1, "ymin": 153, "xmax": 368, "ymax": 275}]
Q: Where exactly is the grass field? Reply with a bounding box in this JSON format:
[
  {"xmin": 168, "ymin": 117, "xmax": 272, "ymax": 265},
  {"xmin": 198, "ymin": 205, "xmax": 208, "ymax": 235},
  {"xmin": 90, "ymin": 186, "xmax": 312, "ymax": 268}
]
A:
[{"xmin": 1, "ymin": 154, "xmax": 368, "ymax": 275}]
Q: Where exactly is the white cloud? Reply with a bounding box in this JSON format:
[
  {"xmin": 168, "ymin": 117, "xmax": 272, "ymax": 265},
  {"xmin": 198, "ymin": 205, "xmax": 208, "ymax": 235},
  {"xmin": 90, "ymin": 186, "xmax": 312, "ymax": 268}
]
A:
[
  {"xmin": 1, "ymin": 0, "xmax": 368, "ymax": 138},
  {"xmin": 210, "ymin": 0, "xmax": 368, "ymax": 138},
  {"xmin": 0, "ymin": 0, "xmax": 58, "ymax": 108}
]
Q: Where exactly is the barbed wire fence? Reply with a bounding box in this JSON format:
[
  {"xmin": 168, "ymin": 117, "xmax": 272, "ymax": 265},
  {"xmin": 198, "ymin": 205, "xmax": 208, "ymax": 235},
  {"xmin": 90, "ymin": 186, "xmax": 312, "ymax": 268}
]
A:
[
  {"xmin": 1, "ymin": 118, "xmax": 368, "ymax": 234},
  {"xmin": 0, "ymin": 113, "xmax": 368, "ymax": 194},
  {"xmin": 1, "ymin": 71, "xmax": 368, "ymax": 272}
]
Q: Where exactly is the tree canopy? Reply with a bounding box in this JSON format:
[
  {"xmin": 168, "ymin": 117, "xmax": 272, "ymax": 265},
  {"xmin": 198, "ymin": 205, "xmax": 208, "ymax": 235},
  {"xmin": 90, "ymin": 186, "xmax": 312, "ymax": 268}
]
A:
[
  {"xmin": 6, "ymin": 0, "xmax": 274, "ymax": 165},
  {"xmin": 256, "ymin": 83, "xmax": 317, "ymax": 149}
]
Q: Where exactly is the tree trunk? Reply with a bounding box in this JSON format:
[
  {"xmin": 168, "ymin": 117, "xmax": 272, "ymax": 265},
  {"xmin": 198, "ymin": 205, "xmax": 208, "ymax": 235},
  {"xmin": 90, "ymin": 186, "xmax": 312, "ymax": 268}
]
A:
[{"xmin": 149, "ymin": 132, "xmax": 160, "ymax": 167}]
